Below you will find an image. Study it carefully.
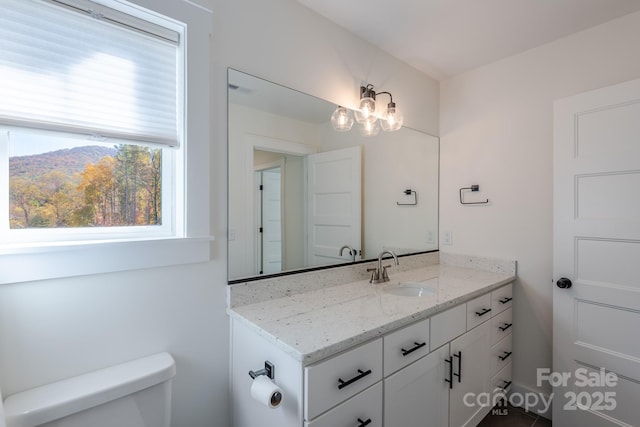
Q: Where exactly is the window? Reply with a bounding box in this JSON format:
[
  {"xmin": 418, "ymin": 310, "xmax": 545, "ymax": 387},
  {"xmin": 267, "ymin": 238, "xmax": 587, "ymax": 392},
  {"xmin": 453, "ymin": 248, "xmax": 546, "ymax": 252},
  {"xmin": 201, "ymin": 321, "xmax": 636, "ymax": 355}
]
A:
[
  {"xmin": 0, "ymin": 0, "xmax": 212, "ymax": 283},
  {"xmin": 0, "ymin": 0, "xmax": 183, "ymax": 244}
]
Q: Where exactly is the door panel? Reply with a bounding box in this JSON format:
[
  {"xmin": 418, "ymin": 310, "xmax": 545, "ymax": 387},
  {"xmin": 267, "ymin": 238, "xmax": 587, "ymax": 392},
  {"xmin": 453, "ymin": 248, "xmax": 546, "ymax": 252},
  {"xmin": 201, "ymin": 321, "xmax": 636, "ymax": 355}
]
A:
[
  {"xmin": 553, "ymin": 78, "xmax": 640, "ymax": 426},
  {"xmin": 306, "ymin": 146, "xmax": 361, "ymax": 266},
  {"xmin": 261, "ymin": 168, "xmax": 282, "ymax": 274}
]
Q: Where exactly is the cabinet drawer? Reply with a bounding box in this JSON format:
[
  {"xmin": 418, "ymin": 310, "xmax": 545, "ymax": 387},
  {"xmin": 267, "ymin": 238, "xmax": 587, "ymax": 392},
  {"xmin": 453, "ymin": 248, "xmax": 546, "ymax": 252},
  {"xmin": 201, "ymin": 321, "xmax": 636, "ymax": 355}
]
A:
[
  {"xmin": 490, "ymin": 334, "xmax": 512, "ymax": 376},
  {"xmin": 430, "ymin": 304, "xmax": 466, "ymax": 351},
  {"xmin": 491, "ymin": 362, "xmax": 513, "ymax": 393},
  {"xmin": 491, "ymin": 283, "xmax": 513, "ymax": 314},
  {"xmin": 466, "ymin": 293, "xmax": 492, "ymax": 330},
  {"xmin": 305, "ymin": 382, "xmax": 382, "ymax": 427},
  {"xmin": 305, "ymin": 339, "xmax": 382, "ymax": 420},
  {"xmin": 384, "ymin": 318, "xmax": 430, "ymax": 376},
  {"xmin": 491, "ymin": 307, "xmax": 513, "ymax": 346}
]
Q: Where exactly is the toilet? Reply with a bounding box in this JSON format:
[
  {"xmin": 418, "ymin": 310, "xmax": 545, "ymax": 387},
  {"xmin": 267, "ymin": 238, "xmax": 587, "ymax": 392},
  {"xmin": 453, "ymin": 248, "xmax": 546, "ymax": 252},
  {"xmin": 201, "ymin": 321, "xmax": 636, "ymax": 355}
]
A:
[{"xmin": 2, "ymin": 352, "xmax": 175, "ymax": 427}]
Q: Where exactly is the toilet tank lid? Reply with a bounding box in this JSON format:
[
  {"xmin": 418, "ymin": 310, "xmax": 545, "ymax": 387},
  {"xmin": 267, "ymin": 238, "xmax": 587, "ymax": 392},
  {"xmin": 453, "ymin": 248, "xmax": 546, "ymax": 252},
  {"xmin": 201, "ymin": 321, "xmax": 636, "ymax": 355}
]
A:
[{"xmin": 3, "ymin": 352, "xmax": 176, "ymax": 427}]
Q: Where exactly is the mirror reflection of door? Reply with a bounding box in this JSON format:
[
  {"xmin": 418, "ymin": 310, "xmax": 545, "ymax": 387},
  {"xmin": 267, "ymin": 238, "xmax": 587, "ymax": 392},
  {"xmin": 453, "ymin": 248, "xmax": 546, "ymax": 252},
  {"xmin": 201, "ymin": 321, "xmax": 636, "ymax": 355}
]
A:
[
  {"xmin": 253, "ymin": 147, "xmax": 307, "ymax": 275},
  {"xmin": 307, "ymin": 146, "xmax": 362, "ymax": 266},
  {"xmin": 255, "ymin": 165, "xmax": 282, "ymax": 274}
]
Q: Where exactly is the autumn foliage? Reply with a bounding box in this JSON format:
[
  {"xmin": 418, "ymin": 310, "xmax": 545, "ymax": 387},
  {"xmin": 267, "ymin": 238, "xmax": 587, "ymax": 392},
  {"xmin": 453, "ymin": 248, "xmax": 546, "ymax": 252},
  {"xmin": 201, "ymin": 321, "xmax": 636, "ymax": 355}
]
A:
[{"xmin": 9, "ymin": 145, "xmax": 162, "ymax": 228}]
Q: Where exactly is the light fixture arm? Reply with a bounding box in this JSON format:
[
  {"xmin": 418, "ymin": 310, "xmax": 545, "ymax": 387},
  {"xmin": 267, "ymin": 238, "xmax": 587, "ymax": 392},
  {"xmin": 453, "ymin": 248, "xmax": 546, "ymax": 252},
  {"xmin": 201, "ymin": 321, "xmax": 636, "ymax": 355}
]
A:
[{"xmin": 376, "ymin": 91, "xmax": 393, "ymax": 103}]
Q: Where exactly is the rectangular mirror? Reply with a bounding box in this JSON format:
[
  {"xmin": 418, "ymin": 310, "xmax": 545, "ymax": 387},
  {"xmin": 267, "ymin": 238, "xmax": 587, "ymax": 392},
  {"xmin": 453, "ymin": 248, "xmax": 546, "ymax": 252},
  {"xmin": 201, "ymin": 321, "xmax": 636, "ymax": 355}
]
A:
[{"xmin": 228, "ymin": 69, "xmax": 438, "ymax": 282}]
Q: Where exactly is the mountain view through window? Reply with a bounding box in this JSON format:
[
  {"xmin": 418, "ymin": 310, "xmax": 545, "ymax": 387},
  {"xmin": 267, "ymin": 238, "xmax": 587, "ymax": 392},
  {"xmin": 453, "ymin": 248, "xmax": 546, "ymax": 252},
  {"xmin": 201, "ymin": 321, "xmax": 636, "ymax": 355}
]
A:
[{"xmin": 9, "ymin": 133, "xmax": 162, "ymax": 229}]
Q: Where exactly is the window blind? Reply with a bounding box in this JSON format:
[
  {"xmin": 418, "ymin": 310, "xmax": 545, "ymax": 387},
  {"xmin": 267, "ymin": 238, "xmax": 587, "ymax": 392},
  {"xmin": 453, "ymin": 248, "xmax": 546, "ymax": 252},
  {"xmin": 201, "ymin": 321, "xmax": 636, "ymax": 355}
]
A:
[{"xmin": 0, "ymin": 0, "xmax": 181, "ymax": 147}]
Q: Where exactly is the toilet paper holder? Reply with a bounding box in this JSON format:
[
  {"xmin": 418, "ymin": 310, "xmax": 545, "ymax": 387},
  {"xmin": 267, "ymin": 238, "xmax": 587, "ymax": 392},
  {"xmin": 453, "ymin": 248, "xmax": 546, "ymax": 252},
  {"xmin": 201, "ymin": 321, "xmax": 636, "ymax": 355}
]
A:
[{"xmin": 249, "ymin": 361, "xmax": 275, "ymax": 380}]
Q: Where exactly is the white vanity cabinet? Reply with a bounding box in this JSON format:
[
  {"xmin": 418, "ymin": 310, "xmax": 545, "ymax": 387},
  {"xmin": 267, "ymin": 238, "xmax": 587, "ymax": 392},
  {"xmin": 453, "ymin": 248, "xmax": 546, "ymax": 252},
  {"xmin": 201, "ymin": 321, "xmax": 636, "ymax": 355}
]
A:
[
  {"xmin": 230, "ymin": 282, "xmax": 514, "ymax": 427},
  {"xmin": 448, "ymin": 321, "xmax": 491, "ymax": 427},
  {"xmin": 304, "ymin": 339, "xmax": 382, "ymax": 420},
  {"xmin": 383, "ymin": 283, "xmax": 513, "ymax": 427},
  {"xmin": 384, "ymin": 344, "xmax": 451, "ymax": 427}
]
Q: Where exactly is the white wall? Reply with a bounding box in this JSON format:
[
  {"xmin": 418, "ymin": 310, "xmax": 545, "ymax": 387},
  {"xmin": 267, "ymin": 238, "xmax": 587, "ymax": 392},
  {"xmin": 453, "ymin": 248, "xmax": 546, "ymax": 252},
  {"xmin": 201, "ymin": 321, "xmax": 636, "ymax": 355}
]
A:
[
  {"xmin": 228, "ymin": 103, "xmax": 319, "ymax": 278},
  {"xmin": 0, "ymin": 1, "xmax": 439, "ymax": 427},
  {"xmin": 440, "ymin": 10, "xmax": 640, "ymax": 401},
  {"xmin": 319, "ymin": 124, "xmax": 439, "ymax": 259}
]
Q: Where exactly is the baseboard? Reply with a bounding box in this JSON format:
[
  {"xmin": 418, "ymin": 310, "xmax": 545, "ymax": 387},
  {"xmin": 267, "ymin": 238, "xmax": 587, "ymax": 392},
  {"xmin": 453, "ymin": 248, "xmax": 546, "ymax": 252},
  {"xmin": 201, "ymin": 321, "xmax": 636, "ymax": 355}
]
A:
[{"xmin": 509, "ymin": 381, "xmax": 552, "ymax": 420}]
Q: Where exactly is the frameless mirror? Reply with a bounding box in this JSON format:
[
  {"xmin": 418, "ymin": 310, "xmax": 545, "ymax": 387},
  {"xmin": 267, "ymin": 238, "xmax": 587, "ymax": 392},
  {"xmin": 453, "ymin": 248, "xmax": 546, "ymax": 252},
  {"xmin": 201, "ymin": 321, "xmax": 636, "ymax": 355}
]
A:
[{"xmin": 228, "ymin": 69, "xmax": 438, "ymax": 282}]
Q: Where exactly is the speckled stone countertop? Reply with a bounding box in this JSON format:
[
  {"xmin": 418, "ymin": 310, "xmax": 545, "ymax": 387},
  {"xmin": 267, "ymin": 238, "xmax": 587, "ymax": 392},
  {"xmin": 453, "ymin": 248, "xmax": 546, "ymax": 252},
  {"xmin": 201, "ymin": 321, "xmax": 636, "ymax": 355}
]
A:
[{"xmin": 228, "ymin": 256, "xmax": 515, "ymax": 365}]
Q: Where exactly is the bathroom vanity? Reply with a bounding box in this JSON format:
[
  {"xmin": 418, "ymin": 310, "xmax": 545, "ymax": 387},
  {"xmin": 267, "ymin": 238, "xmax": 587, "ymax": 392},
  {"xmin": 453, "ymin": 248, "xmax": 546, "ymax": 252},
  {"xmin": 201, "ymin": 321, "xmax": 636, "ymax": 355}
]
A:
[{"xmin": 228, "ymin": 253, "xmax": 515, "ymax": 427}]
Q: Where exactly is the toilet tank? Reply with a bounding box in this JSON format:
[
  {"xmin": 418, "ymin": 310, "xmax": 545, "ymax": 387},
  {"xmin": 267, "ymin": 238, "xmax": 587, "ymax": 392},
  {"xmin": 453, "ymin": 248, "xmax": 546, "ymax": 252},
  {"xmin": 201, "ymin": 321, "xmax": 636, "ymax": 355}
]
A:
[{"xmin": 3, "ymin": 352, "xmax": 176, "ymax": 427}]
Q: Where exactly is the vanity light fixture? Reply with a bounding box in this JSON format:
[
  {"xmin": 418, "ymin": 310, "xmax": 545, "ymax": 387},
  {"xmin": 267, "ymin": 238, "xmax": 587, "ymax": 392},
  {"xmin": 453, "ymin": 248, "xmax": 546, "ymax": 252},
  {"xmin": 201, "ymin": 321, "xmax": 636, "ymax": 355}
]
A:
[
  {"xmin": 330, "ymin": 105, "xmax": 354, "ymax": 131},
  {"xmin": 331, "ymin": 84, "xmax": 404, "ymax": 135},
  {"xmin": 359, "ymin": 119, "xmax": 380, "ymax": 137},
  {"xmin": 354, "ymin": 84, "xmax": 378, "ymax": 125}
]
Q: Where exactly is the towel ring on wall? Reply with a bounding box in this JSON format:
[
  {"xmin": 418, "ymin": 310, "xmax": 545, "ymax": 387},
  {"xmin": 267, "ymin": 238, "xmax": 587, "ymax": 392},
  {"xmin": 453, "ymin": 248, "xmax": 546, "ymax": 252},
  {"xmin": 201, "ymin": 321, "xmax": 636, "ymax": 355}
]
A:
[
  {"xmin": 459, "ymin": 185, "xmax": 489, "ymax": 205},
  {"xmin": 397, "ymin": 189, "xmax": 417, "ymax": 206}
]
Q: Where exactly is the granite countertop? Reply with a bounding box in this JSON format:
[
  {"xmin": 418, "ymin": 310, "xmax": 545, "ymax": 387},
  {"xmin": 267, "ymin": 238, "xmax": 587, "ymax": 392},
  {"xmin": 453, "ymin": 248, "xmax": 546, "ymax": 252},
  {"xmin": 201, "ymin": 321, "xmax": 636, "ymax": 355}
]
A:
[{"xmin": 228, "ymin": 262, "xmax": 515, "ymax": 365}]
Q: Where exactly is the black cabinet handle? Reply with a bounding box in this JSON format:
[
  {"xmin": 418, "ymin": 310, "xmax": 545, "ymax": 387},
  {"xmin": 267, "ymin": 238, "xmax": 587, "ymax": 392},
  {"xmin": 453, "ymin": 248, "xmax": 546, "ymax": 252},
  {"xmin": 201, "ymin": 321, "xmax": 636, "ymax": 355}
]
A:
[
  {"xmin": 401, "ymin": 341, "xmax": 426, "ymax": 356},
  {"xmin": 498, "ymin": 351, "xmax": 512, "ymax": 361},
  {"xmin": 444, "ymin": 357, "xmax": 453, "ymax": 389},
  {"xmin": 501, "ymin": 380, "xmax": 512, "ymax": 390},
  {"xmin": 338, "ymin": 369, "xmax": 372, "ymax": 390},
  {"xmin": 499, "ymin": 323, "xmax": 513, "ymax": 332},
  {"xmin": 357, "ymin": 418, "xmax": 372, "ymax": 427},
  {"xmin": 475, "ymin": 308, "xmax": 492, "ymax": 317},
  {"xmin": 453, "ymin": 351, "xmax": 462, "ymax": 383},
  {"xmin": 499, "ymin": 297, "xmax": 513, "ymax": 304}
]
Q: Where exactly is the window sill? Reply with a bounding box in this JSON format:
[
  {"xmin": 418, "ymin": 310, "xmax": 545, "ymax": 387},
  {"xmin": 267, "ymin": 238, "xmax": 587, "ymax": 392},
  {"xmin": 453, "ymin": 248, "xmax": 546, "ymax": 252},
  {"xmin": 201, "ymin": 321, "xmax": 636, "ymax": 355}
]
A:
[{"xmin": 0, "ymin": 236, "xmax": 213, "ymax": 284}]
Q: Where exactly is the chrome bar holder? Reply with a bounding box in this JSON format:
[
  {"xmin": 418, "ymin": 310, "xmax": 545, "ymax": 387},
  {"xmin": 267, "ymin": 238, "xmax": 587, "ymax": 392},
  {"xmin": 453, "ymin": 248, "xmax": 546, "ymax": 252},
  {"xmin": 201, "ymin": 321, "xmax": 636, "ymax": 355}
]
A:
[{"xmin": 249, "ymin": 360, "xmax": 275, "ymax": 379}]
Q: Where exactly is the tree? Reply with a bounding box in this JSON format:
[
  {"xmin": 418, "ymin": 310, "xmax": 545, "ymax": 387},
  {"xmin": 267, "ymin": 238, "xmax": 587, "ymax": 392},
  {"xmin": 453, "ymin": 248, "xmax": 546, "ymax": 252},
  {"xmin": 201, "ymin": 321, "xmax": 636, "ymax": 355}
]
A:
[
  {"xmin": 9, "ymin": 178, "xmax": 43, "ymax": 228},
  {"xmin": 77, "ymin": 157, "xmax": 117, "ymax": 226}
]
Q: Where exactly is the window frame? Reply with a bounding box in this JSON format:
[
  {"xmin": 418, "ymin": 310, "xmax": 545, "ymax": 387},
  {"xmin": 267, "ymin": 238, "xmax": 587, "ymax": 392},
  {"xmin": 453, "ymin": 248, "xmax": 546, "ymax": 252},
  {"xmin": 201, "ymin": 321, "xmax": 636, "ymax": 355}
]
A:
[
  {"xmin": 2, "ymin": 130, "xmax": 178, "ymax": 243},
  {"xmin": 0, "ymin": 0, "xmax": 213, "ymax": 284}
]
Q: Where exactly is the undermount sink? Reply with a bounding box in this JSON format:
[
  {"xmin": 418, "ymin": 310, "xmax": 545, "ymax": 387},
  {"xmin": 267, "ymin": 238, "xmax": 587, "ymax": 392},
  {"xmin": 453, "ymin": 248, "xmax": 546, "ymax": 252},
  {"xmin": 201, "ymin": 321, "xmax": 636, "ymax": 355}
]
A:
[{"xmin": 383, "ymin": 282, "xmax": 437, "ymax": 297}]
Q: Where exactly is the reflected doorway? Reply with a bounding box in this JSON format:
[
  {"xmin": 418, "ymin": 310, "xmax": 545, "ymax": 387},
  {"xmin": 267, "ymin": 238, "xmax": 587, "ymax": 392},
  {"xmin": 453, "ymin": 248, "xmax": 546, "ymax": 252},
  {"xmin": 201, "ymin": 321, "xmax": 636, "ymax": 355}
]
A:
[{"xmin": 255, "ymin": 164, "xmax": 282, "ymax": 275}]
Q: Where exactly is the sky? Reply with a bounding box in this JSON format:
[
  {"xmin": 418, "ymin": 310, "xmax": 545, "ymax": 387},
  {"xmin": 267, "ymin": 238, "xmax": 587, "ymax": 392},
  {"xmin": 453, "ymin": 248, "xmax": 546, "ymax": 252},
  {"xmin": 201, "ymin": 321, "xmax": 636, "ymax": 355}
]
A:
[{"xmin": 8, "ymin": 131, "xmax": 110, "ymax": 157}]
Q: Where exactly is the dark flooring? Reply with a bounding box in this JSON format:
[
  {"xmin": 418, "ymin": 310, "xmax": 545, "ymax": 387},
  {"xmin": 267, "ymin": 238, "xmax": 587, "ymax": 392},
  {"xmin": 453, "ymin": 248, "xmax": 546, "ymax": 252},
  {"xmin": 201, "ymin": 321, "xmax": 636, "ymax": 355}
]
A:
[{"xmin": 478, "ymin": 404, "xmax": 552, "ymax": 427}]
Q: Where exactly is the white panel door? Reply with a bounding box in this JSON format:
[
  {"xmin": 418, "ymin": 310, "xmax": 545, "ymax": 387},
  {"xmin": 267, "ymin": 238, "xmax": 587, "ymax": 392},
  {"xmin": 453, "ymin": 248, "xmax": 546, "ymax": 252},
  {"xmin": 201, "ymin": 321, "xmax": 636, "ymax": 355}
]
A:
[
  {"xmin": 260, "ymin": 168, "xmax": 282, "ymax": 274},
  {"xmin": 553, "ymin": 78, "xmax": 640, "ymax": 426},
  {"xmin": 306, "ymin": 146, "xmax": 361, "ymax": 266}
]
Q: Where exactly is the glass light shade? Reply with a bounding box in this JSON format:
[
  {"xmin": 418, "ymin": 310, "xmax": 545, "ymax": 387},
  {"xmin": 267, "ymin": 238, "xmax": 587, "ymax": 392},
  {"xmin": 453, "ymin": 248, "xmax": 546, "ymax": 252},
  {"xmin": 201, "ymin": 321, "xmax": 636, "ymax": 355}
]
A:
[
  {"xmin": 354, "ymin": 96, "xmax": 377, "ymax": 124},
  {"xmin": 330, "ymin": 106, "xmax": 354, "ymax": 131},
  {"xmin": 380, "ymin": 103, "xmax": 404, "ymax": 132},
  {"xmin": 359, "ymin": 119, "xmax": 380, "ymax": 137}
]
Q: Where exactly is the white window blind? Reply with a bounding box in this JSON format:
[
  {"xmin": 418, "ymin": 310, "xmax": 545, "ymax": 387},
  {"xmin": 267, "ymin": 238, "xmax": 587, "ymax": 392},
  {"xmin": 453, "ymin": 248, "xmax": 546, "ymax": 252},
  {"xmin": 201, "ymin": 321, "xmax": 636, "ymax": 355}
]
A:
[{"xmin": 0, "ymin": 0, "xmax": 181, "ymax": 147}]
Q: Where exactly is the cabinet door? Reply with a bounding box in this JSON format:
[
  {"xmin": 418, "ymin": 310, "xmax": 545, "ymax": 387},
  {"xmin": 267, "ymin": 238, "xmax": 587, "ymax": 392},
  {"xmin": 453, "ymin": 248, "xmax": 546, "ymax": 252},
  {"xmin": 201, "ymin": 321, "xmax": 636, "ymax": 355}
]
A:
[
  {"xmin": 466, "ymin": 293, "xmax": 492, "ymax": 330},
  {"xmin": 384, "ymin": 345, "xmax": 450, "ymax": 427},
  {"xmin": 305, "ymin": 339, "xmax": 382, "ymax": 420},
  {"xmin": 449, "ymin": 321, "xmax": 491, "ymax": 427},
  {"xmin": 384, "ymin": 317, "xmax": 430, "ymax": 376},
  {"xmin": 305, "ymin": 382, "xmax": 382, "ymax": 427},
  {"xmin": 430, "ymin": 303, "xmax": 466, "ymax": 351}
]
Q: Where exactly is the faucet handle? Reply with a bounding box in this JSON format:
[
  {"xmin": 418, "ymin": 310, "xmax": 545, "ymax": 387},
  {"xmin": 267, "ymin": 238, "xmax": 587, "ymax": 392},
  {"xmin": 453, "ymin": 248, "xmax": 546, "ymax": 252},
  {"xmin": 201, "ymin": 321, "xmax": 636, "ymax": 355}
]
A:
[
  {"xmin": 367, "ymin": 267, "xmax": 379, "ymax": 283},
  {"xmin": 381, "ymin": 265, "xmax": 392, "ymax": 280}
]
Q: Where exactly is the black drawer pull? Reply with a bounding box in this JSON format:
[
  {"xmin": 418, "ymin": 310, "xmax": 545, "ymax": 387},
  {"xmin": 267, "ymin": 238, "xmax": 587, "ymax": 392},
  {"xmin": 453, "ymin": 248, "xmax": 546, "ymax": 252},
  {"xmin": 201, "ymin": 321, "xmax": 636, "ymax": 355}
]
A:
[
  {"xmin": 338, "ymin": 369, "xmax": 372, "ymax": 390},
  {"xmin": 401, "ymin": 341, "xmax": 426, "ymax": 356},
  {"xmin": 357, "ymin": 418, "xmax": 372, "ymax": 427},
  {"xmin": 444, "ymin": 357, "xmax": 453, "ymax": 389},
  {"xmin": 475, "ymin": 308, "xmax": 492, "ymax": 317},
  {"xmin": 499, "ymin": 323, "xmax": 513, "ymax": 332},
  {"xmin": 453, "ymin": 351, "xmax": 462, "ymax": 383},
  {"xmin": 498, "ymin": 351, "xmax": 512, "ymax": 361},
  {"xmin": 499, "ymin": 297, "xmax": 513, "ymax": 304},
  {"xmin": 501, "ymin": 380, "xmax": 512, "ymax": 390}
]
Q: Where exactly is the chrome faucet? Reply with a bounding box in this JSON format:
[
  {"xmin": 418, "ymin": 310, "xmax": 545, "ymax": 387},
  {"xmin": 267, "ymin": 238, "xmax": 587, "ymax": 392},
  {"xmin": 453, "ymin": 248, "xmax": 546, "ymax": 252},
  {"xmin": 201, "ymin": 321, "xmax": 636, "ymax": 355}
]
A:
[
  {"xmin": 339, "ymin": 245, "xmax": 357, "ymax": 263},
  {"xmin": 368, "ymin": 250, "xmax": 399, "ymax": 284}
]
